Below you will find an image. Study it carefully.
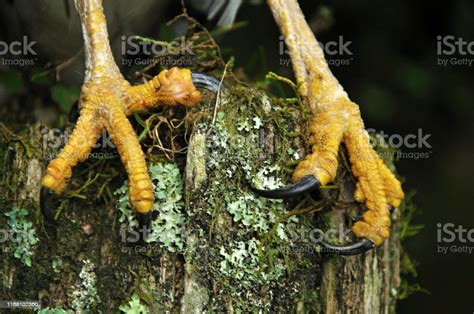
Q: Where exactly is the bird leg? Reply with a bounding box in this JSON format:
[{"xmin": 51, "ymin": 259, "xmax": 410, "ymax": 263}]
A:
[
  {"xmin": 257, "ymin": 0, "xmax": 404, "ymax": 252},
  {"xmin": 40, "ymin": 0, "xmax": 221, "ymax": 224}
]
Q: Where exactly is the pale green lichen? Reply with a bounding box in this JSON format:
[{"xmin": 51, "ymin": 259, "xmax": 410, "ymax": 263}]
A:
[
  {"xmin": 37, "ymin": 307, "xmax": 71, "ymax": 314},
  {"xmin": 119, "ymin": 293, "xmax": 149, "ymax": 314},
  {"xmin": 114, "ymin": 162, "xmax": 186, "ymax": 252},
  {"xmin": 115, "ymin": 184, "xmax": 138, "ymax": 229},
  {"xmin": 147, "ymin": 163, "xmax": 185, "ymax": 251},
  {"xmin": 70, "ymin": 259, "xmax": 100, "ymax": 312},
  {"xmin": 189, "ymin": 88, "xmax": 310, "ymax": 310},
  {"xmin": 219, "ymin": 238, "xmax": 285, "ymax": 283},
  {"xmin": 252, "ymin": 116, "xmax": 263, "ymax": 129},
  {"xmin": 202, "ymin": 116, "xmax": 299, "ymax": 238},
  {"xmin": 4, "ymin": 207, "xmax": 38, "ymax": 267}
]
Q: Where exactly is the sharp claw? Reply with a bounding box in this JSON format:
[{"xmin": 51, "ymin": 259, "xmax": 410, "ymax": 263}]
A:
[
  {"xmin": 136, "ymin": 212, "xmax": 151, "ymax": 243},
  {"xmin": 251, "ymin": 172, "xmax": 378, "ymax": 255},
  {"xmin": 191, "ymin": 72, "xmax": 224, "ymax": 93},
  {"xmin": 40, "ymin": 186, "xmax": 58, "ymax": 223},
  {"xmin": 252, "ymin": 175, "xmax": 320, "ymax": 199},
  {"xmin": 319, "ymin": 238, "xmax": 375, "ymax": 256}
]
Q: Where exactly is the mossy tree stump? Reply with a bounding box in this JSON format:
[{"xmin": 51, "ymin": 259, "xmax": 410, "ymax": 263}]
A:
[{"xmin": 0, "ymin": 83, "xmax": 402, "ymax": 313}]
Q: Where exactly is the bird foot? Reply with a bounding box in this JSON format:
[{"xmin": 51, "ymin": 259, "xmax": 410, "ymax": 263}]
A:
[{"xmin": 254, "ymin": 98, "xmax": 404, "ymax": 254}]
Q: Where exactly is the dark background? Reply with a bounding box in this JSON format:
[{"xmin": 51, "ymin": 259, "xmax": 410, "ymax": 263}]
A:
[{"xmin": 0, "ymin": 0, "xmax": 473, "ymax": 312}]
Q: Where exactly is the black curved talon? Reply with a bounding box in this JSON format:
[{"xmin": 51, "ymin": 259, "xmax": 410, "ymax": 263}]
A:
[
  {"xmin": 40, "ymin": 186, "xmax": 59, "ymax": 223},
  {"xmin": 191, "ymin": 72, "xmax": 225, "ymax": 93},
  {"xmin": 252, "ymin": 175, "xmax": 320, "ymax": 199},
  {"xmin": 136, "ymin": 212, "xmax": 151, "ymax": 243},
  {"xmin": 319, "ymin": 238, "xmax": 375, "ymax": 256}
]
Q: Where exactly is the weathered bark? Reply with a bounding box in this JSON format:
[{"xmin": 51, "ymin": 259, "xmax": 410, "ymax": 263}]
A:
[{"xmin": 0, "ymin": 86, "xmax": 401, "ymax": 313}]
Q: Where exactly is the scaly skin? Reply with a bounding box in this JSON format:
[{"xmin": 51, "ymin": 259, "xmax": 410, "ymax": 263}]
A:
[
  {"xmin": 268, "ymin": 0, "xmax": 404, "ymax": 245},
  {"xmin": 41, "ymin": 0, "xmax": 201, "ymax": 213}
]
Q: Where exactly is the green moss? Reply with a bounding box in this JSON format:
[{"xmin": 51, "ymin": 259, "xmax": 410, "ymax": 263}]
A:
[{"xmin": 297, "ymin": 289, "xmax": 321, "ymax": 313}]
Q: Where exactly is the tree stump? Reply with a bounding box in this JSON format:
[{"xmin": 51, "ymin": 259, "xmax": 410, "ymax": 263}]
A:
[{"xmin": 0, "ymin": 84, "xmax": 402, "ymax": 313}]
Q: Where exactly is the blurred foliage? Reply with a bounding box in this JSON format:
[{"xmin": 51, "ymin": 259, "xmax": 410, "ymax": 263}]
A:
[
  {"xmin": 397, "ymin": 190, "xmax": 429, "ymax": 300},
  {"xmin": 0, "ymin": 71, "xmax": 22, "ymax": 92},
  {"xmin": 51, "ymin": 85, "xmax": 80, "ymax": 114},
  {"xmin": 399, "ymin": 191, "xmax": 424, "ymax": 240}
]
